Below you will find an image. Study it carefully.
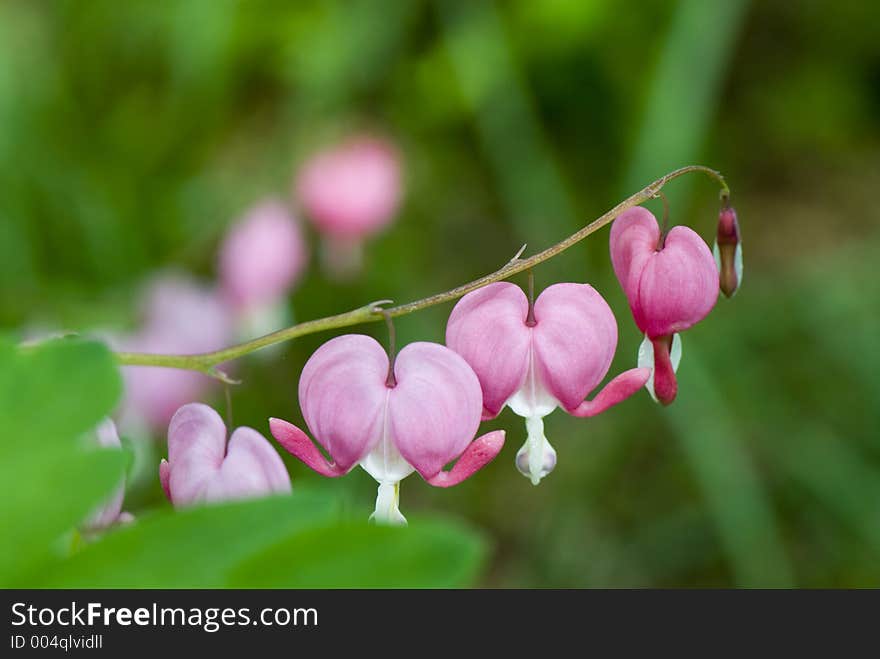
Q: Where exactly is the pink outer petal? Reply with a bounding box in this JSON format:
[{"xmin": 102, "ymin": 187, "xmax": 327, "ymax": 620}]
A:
[
  {"xmin": 388, "ymin": 342, "xmax": 483, "ymax": 481},
  {"xmin": 159, "ymin": 459, "xmax": 171, "ymax": 501},
  {"xmin": 636, "ymin": 226, "xmax": 719, "ymax": 337},
  {"xmin": 202, "ymin": 427, "xmax": 292, "ymax": 502},
  {"xmin": 166, "ymin": 403, "xmax": 228, "ymax": 505},
  {"xmin": 219, "ymin": 200, "xmax": 307, "ymax": 311},
  {"xmin": 269, "ymin": 418, "xmax": 347, "ymax": 477},
  {"xmin": 298, "ymin": 334, "xmax": 389, "ymax": 472},
  {"xmin": 610, "ymin": 207, "xmax": 660, "ymax": 331},
  {"xmin": 445, "ymin": 282, "xmax": 531, "ymax": 419},
  {"xmin": 531, "ymin": 283, "xmax": 619, "ymax": 411},
  {"xmin": 426, "ymin": 430, "xmax": 505, "ymax": 488},
  {"xmin": 569, "ymin": 367, "xmax": 651, "ymax": 417}
]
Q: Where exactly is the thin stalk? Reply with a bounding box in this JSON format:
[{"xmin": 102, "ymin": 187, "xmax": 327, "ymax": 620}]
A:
[{"xmin": 114, "ymin": 165, "xmax": 728, "ymax": 380}]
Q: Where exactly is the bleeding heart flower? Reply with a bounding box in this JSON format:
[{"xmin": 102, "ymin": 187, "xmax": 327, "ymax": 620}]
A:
[
  {"xmin": 269, "ymin": 334, "xmax": 504, "ymax": 525},
  {"xmin": 446, "ymin": 282, "xmax": 649, "ymax": 485},
  {"xmin": 219, "ymin": 199, "xmax": 308, "ymax": 340},
  {"xmin": 84, "ymin": 418, "xmax": 133, "ymax": 531},
  {"xmin": 714, "ymin": 204, "xmax": 743, "ymax": 298},
  {"xmin": 295, "ymin": 136, "xmax": 402, "ymax": 278},
  {"xmin": 609, "ymin": 207, "xmax": 719, "ymax": 405},
  {"xmin": 160, "ymin": 403, "xmax": 291, "ymax": 508}
]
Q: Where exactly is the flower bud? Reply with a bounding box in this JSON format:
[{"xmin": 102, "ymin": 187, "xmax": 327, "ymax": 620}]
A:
[{"xmin": 714, "ymin": 205, "xmax": 743, "ymax": 298}]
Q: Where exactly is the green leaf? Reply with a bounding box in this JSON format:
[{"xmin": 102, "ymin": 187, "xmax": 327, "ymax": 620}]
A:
[
  {"xmin": 38, "ymin": 492, "xmax": 342, "ymax": 588},
  {"xmin": 0, "ymin": 338, "xmax": 124, "ymax": 586},
  {"xmin": 1, "ymin": 448, "xmax": 126, "ymax": 586},
  {"xmin": 229, "ymin": 517, "xmax": 488, "ymax": 588},
  {"xmin": 0, "ymin": 338, "xmax": 122, "ymax": 450},
  {"xmin": 667, "ymin": 343, "xmax": 794, "ymax": 587}
]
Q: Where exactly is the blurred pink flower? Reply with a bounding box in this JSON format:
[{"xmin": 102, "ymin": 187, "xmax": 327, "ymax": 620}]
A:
[
  {"xmin": 159, "ymin": 403, "xmax": 291, "ymax": 508},
  {"xmin": 446, "ymin": 282, "xmax": 648, "ymax": 484},
  {"xmin": 115, "ymin": 273, "xmax": 234, "ymax": 433},
  {"xmin": 269, "ymin": 334, "xmax": 504, "ymax": 525},
  {"xmin": 610, "ymin": 207, "xmax": 719, "ymax": 405},
  {"xmin": 295, "ymin": 136, "xmax": 402, "ymax": 277},
  {"xmin": 83, "ymin": 418, "xmax": 132, "ymax": 531},
  {"xmin": 218, "ymin": 199, "xmax": 307, "ymax": 314}
]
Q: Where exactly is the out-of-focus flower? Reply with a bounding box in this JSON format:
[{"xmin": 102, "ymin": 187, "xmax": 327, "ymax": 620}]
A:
[
  {"xmin": 218, "ymin": 199, "xmax": 308, "ymax": 339},
  {"xmin": 115, "ymin": 273, "xmax": 234, "ymax": 433},
  {"xmin": 610, "ymin": 207, "xmax": 719, "ymax": 405},
  {"xmin": 83, "ymin": 418, "xmax": 132, "ymax": 530},
  {"xmin": 269, "ymin": 335, "xmax": 504, "ymax": 525},
  {"xmin": 295, "ymin": 136, "xmax": 402, "ymax": 278},
  {"xmin": 159, "ymin": 403, "xmax": 291, "ymax": 508},
  {"xmin": 446, "ymin": 282, "xmax": 648, "ymax": 485},
  {"xmin": 714, "ymin": 204, "xmax": 743, "ymax": 298}
]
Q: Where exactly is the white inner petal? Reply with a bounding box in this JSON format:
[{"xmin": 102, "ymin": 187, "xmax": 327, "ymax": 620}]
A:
[
  {"xmin": 515, "ymin": 416, "xmax": 557, "ymax": 485},
  {"xmin": 734, "ymin": 242, "xmax": 744, "ymax": 292},
  {"xmin": 360, "ymin": 390, "xmax": 414, "ymax": 484},
  {"xmin": 369, "ymin": 481, "xmax": 407, "ymax": 526},
  {"xmin": 506, "ymin": 343, "xmax": 559, "ymax": 419},
  {"xmin": 638, "ymin": 333, "xmax": 682, "ymax": 403}
]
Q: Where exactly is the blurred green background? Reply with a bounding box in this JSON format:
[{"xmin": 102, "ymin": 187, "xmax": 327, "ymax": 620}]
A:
[{"xmin": 1, "ymin": 0, "xmax": 878, "ymax": 587}]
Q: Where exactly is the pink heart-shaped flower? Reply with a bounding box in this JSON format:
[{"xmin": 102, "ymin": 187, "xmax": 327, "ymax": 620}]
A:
[{"xmin": 160, "ymin": 403, "xmax": 291, "ymax": 508}]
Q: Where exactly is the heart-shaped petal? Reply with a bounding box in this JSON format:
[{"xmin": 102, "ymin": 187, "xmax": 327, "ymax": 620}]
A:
[
  {"xmin": 531, "ymin": 283, "xmax": 619, "ymax": 411},
  {"xmin": 610, "ymin": 207, "xmax": 660, "ymax": 331},
  {"xmin": 446, "ymin": 282, "xmax": 531, "ymax": 419},
  {"xmin": 164, "ymin": 403, "xmax": 290, "ymax": 507},
  {"xmin": 610, "ymin": 208, "xmax": 718, "ymax": 337},
  {"xmin": 298, "ymin": 334, "xmax": 389, "ymax": 471},
  {"xmin": 637, "ymin": 226, "xmax": 718, "ymax": 337},
  {"xmin": 388, "ymin": 342, "xmax": 484, "ymax": 480}
]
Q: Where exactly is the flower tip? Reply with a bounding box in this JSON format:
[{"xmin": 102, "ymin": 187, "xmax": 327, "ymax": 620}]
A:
[
  {"xmin": 715, "ymin": 206, "xmax": 742, "ymax": 298},
  {"xmin": 268, "ymin": 417, "xmax": 346, "ymax": 478},
  {"xmin": 159, "ymin": 459, "xmax": 171, "ymax": 502}
]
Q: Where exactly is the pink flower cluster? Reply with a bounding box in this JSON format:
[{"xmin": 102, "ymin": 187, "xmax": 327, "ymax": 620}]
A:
[
  {"xmin": 89, "ymin": 162, "xmax": 737, "ymax": 531},
  {"xmin": 141, "ymin": 200, "xmax": 738, "ymax": 525}
]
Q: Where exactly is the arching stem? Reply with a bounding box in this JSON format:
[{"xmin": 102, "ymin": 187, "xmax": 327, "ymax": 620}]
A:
[{"xmin": 113, "ymin": 165, "xmax": 730, "ymax": 379}]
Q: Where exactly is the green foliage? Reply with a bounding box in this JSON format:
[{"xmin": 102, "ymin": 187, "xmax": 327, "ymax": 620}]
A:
[
  {"xmin": 0, "ymin": 0, "xmax": 878, "ymax": 587},
  {"xmin": 0, "ymin": 339, "xmax": 126, "ymax": 585},
  {"xmin": 0, "ymin": 339, "xmax": 488, "ymax": 588},
  {"xmin": 230, "ymin": 517, "xmax": 487, "ymax": 588}
]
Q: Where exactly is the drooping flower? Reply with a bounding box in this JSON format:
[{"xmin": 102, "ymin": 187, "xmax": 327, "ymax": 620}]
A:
[
  {"xmin": 714, "ymin": 204, "xmax": 743, "ymax": 298},
  {"xmin": 295, "ymin": 136, "xmax": 402, "ymax": 278},
  {"xmin": 446, "ymin": 282, "xmax": 649, "ymax": 485},
  {"xmin": 609, "ymin": 207, "xmax": 719, "ymax": 405},
  {"xmin": 83, "ymin": 418, "xmax": 133, "ymax": 530},
  {"xmin": 219, "ymin": 199, "xmax": 308, "ymax": 339},
  {"xmin": 269, "ymin": 335, "xmax": 504, "ymax": 525},
  {"xmin": 115, "ymin": 273, "xmax": 235, "ymax": 434},
  {"xmin": 159, "ymin": 403, "xmax": 291, "ymax": 508}
]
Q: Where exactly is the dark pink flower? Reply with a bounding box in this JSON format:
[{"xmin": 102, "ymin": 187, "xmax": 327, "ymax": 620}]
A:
[
  {"xmin": 714, "ymin": 205, "xmax": 743, "ymax": 298},
  {"xmin": 610, "ymin": 207, "xmax": 719, "ymax": 405}
]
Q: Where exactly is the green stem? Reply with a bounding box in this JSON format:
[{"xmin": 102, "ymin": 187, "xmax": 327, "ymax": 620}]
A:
[{"xmin": 115, "ymin": 165, "xmax": 728, "ymax": 380}]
